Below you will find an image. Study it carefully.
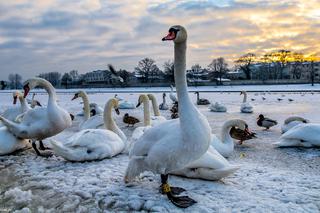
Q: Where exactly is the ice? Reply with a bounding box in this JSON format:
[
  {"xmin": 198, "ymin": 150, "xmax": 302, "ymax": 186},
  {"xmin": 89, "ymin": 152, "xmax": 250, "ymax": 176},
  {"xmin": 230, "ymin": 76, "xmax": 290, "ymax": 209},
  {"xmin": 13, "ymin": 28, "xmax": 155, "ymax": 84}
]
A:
[{"xmin": 0, "ymin": 89, "xmax": 320, "ymax": 212}]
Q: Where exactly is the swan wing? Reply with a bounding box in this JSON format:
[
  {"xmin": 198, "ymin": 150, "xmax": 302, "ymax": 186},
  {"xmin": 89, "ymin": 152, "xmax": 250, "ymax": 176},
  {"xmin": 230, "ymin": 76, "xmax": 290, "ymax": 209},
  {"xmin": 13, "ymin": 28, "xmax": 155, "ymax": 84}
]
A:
[
  {"xmin": 280, "ymin": 123, "xmax": 320, "ymax": 145},
  {"xmin": 80, "ymin": 115, "xmax": 104, "ymax": 130}
]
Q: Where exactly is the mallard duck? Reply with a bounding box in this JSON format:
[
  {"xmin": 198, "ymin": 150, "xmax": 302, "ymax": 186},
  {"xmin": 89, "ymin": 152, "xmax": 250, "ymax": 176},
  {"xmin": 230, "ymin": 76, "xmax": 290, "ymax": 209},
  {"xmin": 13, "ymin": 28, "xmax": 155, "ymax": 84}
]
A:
[
  {"xmin": 230, "ymin": 125, "xmax": 256, "ymax": 145},
  {"xmin": 123, "ymin": 113, "xmax": 139, "ymax": 127},
  {"xmin": 277, "ymin": 98, "xmax": 283, "ymax": 101},
  {"xmin": 288, "ymin": 98, "xmax": 294, "ymax": 102},
  {"xmin": 195, "ymin": 91, "xmax": 210, "ymax": 105},
  {"xmin": 257, "ymin": 114, "xmax": 278, "ymax": 130}
]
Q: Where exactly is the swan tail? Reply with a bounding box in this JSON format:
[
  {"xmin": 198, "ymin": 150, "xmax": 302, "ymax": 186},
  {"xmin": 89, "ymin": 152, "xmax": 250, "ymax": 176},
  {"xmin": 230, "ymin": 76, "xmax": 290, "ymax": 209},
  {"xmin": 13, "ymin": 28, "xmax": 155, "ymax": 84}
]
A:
[
  {"xmin": 0, "ymin": 115, "xmax": 26, "ymax": 138},
  {"xmin": 124, "ymin": 158, "xmax": 148, "ymax": 183}
]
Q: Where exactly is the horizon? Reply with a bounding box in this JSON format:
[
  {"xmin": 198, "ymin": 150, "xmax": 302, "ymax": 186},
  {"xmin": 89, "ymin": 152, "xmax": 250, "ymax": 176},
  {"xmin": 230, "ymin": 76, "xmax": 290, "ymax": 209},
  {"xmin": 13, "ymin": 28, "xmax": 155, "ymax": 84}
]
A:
[{"xmin": 0, "ymin": 0, "xmax": 319, "ymax": 80}]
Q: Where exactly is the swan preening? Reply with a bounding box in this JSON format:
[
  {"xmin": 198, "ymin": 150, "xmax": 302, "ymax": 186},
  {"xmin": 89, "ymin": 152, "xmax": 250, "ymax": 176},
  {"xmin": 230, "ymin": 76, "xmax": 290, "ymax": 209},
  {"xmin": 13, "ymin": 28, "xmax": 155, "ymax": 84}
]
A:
[
  {"xmin": 209, "ymin": 102, "xmax": 227, "ymax": 112},
  {"xmin": 51, "ymin": 98, "xmax": 125, "ymax": 161},
  {"xmin": 1, "ymin": 91, "xmax": 30, "ymax": 123},
  {"xmin": 281, "ymin": 116, "xmax": 309, "ymax": 133},
  {"xmin": 125, "ymin": 25, "xmax": 211, "ymax": 208},
  {"xmin": 0, "ymin": 78, "xmax": 72, "ymax": 157},
  {"xmin": 240, "ymin": 91, "xmax": 253, "ymax": 113}
]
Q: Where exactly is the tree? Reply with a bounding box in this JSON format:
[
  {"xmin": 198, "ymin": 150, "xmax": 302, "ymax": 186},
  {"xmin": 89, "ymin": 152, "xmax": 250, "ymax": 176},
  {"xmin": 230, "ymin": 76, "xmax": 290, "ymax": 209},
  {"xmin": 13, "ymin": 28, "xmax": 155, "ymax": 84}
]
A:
[
  {"xmin": 208, "ymin": 57, "xmax": 228, "ymax": 84},
  {"xmin": 135, "ymin": 58, "xmax": 159, "ymax": 83},
  {"xmin": 305, "ymin": 54, "xmax": 320, "ymax": 86},
  {"xmin": 61, "ymin": 73, "xmax": 72, "ymax": 89},
  {"xmin": 163, "ymin": 60, "xmax": 174, "ymax": 83},
  {"xmin": 0, "ymin": 81, "xmax": 7, "ymax": 90},
  {"xmin": 234, "ymin": 53, "xmax": 256, "ymax": 80},
  {"xmin": 8, "ymin": 73, "xmax": 22, "ymax": 89},
  {"xmin": 38, "ymin": 72, "xmax": 61, "ymax": 86},
  {"xmin": 291, "ymin": 53, "xmax": 304, "ymax": 79}
]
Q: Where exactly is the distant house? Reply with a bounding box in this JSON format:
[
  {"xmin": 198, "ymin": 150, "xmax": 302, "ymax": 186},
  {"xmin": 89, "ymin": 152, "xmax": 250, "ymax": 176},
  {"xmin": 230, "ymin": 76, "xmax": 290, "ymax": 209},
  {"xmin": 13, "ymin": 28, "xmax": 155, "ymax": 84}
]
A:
[{"xmin": 225, "ymin": 70, "xmax": 246, "ymax": 80}]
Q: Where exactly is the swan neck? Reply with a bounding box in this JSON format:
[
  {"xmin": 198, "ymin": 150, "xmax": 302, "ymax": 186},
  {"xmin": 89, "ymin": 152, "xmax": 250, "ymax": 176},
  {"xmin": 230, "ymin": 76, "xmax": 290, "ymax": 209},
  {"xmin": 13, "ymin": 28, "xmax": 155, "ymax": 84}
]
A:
[
  {"xmin": 243, "ymin": 92, "xmax": 247, "ymax": 103},
  {"xmin": 149, "ymin": 95, "xmax": 160, "ymax": 116},
  {"xmin": 221, "ymin": 121, "xmax": 235, "ymax": 145},
  {"xmin": 104, "ymin": 100, "xmax": 116, "ymax": 132},
  {"xmin": 38, "ymin": 80, "xmax": 57, "ymax": 104},
  {"xmin": 174, "ymin": 41, "xmax": 192, "ymax": 119},
  {"xmin": 163, "ymin": 95, "xmax": 166, "ymax": 104},
  {"xmin": 19, "ymin": 95, "xmax": 29, "ymax": 110},
  {"xmin": 81, "ymin": 93, "xmax": 90, "ymax": 120},
  {"xmin": 143, "ymin": 98, "xmax": 151, "ymax": 126}
]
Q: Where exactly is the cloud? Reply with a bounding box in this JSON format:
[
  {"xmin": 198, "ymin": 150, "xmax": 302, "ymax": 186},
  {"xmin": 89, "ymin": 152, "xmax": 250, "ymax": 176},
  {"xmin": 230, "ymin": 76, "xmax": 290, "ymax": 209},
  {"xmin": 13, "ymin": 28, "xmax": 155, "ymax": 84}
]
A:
[{"xmin": 0, "ymin": 0, "xmax": 319, "ymax": 80}]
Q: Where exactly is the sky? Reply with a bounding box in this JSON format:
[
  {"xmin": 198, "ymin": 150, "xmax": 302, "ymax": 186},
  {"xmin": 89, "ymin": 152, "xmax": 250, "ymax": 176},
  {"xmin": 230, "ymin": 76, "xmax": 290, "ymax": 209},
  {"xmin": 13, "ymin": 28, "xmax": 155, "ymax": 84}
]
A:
[{"xmin": 0, "ymin": 0, "xmax": 319, "ymax": 80}]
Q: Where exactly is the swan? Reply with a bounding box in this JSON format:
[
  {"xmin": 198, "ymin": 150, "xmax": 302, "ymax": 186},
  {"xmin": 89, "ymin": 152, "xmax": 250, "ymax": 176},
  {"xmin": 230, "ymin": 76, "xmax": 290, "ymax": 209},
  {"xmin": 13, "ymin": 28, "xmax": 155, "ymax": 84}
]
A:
[
  {"xmin": 1, "ymin": 91, "xmax": 31, "ymax": 122},
  {"xmin": 209, "ymin": 102, "xmax": 227, "ymax": 112},
  {"xmin": 281, "ymin": 116, "xmax": 309, "ymax": 133},
  {"xmin": 0, "ymin": 78, "xmax": 72, "ymax": 157},
  {"xmin": 119, "ymin": 101, "xmax": 136, "ymax": 109},
  {"xmin": 240, "ymin": 91, "xmax": 253, "ymax": 113},
  {"xmin": 27, "ymin": 93, "xmax": 42, "ymax": 108},
  {"xmin": 125, "ymin": 25, "xmax": 211, "ymax": 208},
  {"xmin": 210, "ymin": 119, "xmax": 251, "ymax": 158},
  {"xmin": 147, "ymin": 94, "xmax": 167, "ymax": 126},
  {"xmin": 51, "ymin": 98, "xmax": 125, "ymax": 161},
  {"xmin": 159, "ymin": 93, "xmax": 169, "ymax": 110},
  {"xmin": 0, "ymin": 126, "xmax": 29, "ymax": 155},
  {"xmin": 195, "ymin": 92, "xmax": 210, "ymax": 105},
  {"xmin": 169, "ymin": 85, "xmax": 177, "ymax": 103},
  {"xmin": 71, "ymin": 91, "xmax": 105, "ymax": 130},
  {"xmin": 89, "ymin": 103, "xmax": 103, "ymax": 116},
  {"xmin": 274, "ymin": 123, "xmax": 320, "ymax": 147}
]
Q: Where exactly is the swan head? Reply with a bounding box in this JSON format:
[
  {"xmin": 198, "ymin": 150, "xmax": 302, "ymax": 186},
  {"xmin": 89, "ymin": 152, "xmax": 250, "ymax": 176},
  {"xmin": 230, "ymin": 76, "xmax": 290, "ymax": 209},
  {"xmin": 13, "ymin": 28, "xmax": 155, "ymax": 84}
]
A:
[
  {"xmin": 13, "ymin": 91, "xmax": 22, "ymax": 104},
  {"xmin": 23, "ymin": 78, "xmax": 48, "ymax": 98},
  {"xmin": 136, "ymin": 94, "xmax": 149, "ymax": 108},
  {"xmin": 162, "ymin": 25, "xmax": 187, "ymax": 43},
  {"xmin": 71, "ymin": 91, "xmax": 86, "ymax": 101}
]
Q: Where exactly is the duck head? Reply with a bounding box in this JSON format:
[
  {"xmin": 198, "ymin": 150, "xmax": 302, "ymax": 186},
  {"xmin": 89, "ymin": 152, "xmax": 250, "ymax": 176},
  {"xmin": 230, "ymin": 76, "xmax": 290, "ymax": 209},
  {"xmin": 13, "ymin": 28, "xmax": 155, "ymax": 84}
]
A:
[
  {"xmin": 257, "ymin": 114, "xmax": 264, "ymax": 120},
  {"xmin": 162, "ymin": 25, "xmax": 187, "ymax": 43}
]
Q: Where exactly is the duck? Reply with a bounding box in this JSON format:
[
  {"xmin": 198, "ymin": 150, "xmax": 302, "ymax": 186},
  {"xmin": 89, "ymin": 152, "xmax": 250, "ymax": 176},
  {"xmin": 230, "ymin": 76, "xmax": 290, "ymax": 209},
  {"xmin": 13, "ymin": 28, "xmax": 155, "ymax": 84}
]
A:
[
  {"xmin": 147, "ymin": 94, "xmax": 167, "ymax": 126},
  {"xmin": 71, "ymin": 91, "xmax": 105, "ymax": 130},
  {"xmin": 169, "ymin": 85, "xmax": 177, "ymax": 103},
  {"xmin": 257, "ymin": 114, "xmax": 278, "ymax": 130},
  {"xmin": 209, "ymin": 102, "xmax": 227, "ymax": 112},
  {"xmin": 50, "ymin": 98, "xmax": 125, "ymax": 161},
  {"xmin": 0, "ymin": 126, "xmax": 29, "ymax": 155},
  {"xmin": 230, "ymin": 126, "xmax": 256, "ymax": 145},
  {"xmin": 210, "ymin": 119, "xmax": 254, "ymax": 158},
  {"xmin": 123, "ymin": 113, "xmax": 139, "ymax": 127},
  {"xmin": 0, "ymin": 78, "xmax": 72, "ymax": 157},
  {"xmin": 274, "ymin": 123, "xmax": 320, "ymax": 147},
  {"xmin": 1, "ymin": 91, "xmax": 31, "ymax": 123},
  {"xmin": 288, "ymin": 98, "xmax": 294, "ymax": 102},
  {"xmin": 27, "ymin": 93, "xmax": 42, "ymax": 108},
  {"xmin": 281, "ymin": 116, "xmax": 309, "ymax": 134},
  {"xmin": 125, "ymin": 25, "xmax": 212, "ymax": 208},
  {"xmin": 240, "ymin": 91, "xmax": 253, "ymax": 113},
  {"xmin": 159, "ymin": 93, "xmax": 169, "ymax": 110},
  {"xmin": 195, "ymin": 91, "xmax": 210, "ymax": 105},
  {"xmin": 118, "ymin": 100, "xmax": 136, "ymax": 109},
  {"xmin": 277, "ymin": 98, "xmax": 283, "ymax": 101}
]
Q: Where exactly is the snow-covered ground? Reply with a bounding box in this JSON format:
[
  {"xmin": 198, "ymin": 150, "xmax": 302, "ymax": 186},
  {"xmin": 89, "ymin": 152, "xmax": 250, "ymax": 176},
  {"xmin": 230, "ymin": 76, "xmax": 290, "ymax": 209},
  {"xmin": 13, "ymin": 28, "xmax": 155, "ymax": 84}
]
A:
[{"xmin": 0, "ymin": 90, "xmax": 319, "ymax": 212}]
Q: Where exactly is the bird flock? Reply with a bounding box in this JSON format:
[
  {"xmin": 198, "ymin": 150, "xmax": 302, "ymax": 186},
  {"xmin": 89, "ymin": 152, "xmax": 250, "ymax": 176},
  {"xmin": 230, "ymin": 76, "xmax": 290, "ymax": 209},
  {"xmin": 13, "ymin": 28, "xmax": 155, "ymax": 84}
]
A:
[{"xmin": 0, "ymin": 25, "xmax": 319, "ymax": 209}]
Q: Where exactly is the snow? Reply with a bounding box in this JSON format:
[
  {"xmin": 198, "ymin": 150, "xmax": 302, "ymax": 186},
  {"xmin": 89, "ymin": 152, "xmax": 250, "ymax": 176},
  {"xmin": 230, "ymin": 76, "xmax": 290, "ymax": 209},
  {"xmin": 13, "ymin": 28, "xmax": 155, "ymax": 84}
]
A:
[{"xmin": 0, "ymin": 89, "xmax": 320, "ymax": 212}]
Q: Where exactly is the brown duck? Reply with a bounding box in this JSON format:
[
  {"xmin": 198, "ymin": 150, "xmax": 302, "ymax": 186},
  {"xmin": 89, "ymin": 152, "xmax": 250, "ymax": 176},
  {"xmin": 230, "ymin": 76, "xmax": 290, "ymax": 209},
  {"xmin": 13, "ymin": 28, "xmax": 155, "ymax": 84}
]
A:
[
  {"xmin": 123, "ymin": 113, "xmax": 140, "ymax": 127},
  {"xmin": 230, "ymin": 125, "xmax": 256, "ymax": 145}
]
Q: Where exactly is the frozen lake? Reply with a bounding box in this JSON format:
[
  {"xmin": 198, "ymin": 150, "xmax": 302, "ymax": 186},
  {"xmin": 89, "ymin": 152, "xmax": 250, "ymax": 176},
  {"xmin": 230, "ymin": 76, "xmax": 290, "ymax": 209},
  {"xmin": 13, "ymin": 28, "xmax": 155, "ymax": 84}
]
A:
[{"xmin": 0, "ymin": 90, "xmax": 319, "ymax": 212}]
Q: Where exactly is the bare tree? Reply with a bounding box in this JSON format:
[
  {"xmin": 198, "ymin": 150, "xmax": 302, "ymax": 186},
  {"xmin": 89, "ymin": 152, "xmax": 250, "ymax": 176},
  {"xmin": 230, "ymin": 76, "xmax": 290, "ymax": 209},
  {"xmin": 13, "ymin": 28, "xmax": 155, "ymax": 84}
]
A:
[
  {"xmin": 234, "ymin": 53, "xmax": 256, "ymax": 80},
  {"xmin": 135, "ymin": 58, "xmax": 159, "ymax": 83},
  {"xmin": 208, "ymin": 57, "xmax": 228, "ymax": 84},
  {"xmin": 38, "ymin": 72, "xmax": 61, "ymax": 86},
  {"xmin": 8, "ymin": 73, "xmax": 22, "ymax": 89},
  {"xmin": 163, "ymin": 60, "xmax": 174, "ymax": 83},
  {"xmin": 291, "ymin": 53, "xmax": 304, "ymax": 79}
]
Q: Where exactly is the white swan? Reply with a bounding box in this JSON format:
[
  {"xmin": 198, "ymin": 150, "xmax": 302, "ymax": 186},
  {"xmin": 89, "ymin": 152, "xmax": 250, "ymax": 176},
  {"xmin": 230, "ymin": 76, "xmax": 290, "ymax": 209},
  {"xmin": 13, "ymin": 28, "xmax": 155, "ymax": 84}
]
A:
[
  {"xmin": 147, "ymin": 94, "xmax": 167, "ymax": 126},
  {"xmin": 159, "ymin": 93, "xmax": 169, "ymax": 110},
  {"xmin": 281, "ymin": 116, "xmax": 309, "ymax": 133},
  {"xmin": 209, "ymin": 102, "xmax": 227, "ymax": 112},
  {"xmin": 27, "ymin": 93, "xmax": 42, "ymax": 108},
  {"xmin": 169, "ymin": 85, "xmax": 177, "ymax": 103},
  {"xmin": 89, "ymin": 103, "xmax": 103, "ymax": 116},
  {"xmin": 240, "ymin": 91, "xmax": 253, "ymax": 113},
  {"xmin": 210, "ymin": 119, "xmax": 248, "ymax": 158},
  {"xmin": 71, "ymin": 91, "xmax": 104, "ymax": 130},
  {"xmin": 50, "ymin": 98, "xmax": 125, "ymax": 161},
  {"xmin": 274, "ymin": 123, "xmax": 320, "ymax": 147},
  {"xmin": 1, "ymin": 91, "xmax": 30, "ymax": 122},
  {"xmin": 119, "ymin": 100, "xmax": 136, "ymax": 109},
  {"xmin": 125, "ymin": 25, "xmax": 211, "ymax": 208},
  {"xmin": 0, "ymin": 126, "xmax": 29, "ymax": 155},
  {"xmin": 0, "ymin": 78, "xmax": 72, "ymax": 157}
]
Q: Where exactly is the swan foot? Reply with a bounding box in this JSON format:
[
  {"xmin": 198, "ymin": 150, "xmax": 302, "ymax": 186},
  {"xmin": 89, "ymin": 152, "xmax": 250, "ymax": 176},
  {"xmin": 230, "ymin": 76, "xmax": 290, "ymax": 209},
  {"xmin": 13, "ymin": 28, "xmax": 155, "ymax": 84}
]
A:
[
  {"xmin": 32, "ymin": 141, "xmax": 53, "ymax": 158},
  {"xmin": 167, "ymin": 192, "xmax": 197, "ymax": 208},
  {"xmin": 159, "ymin": 184, "xmax": 186, "ymax": 195},
  {"xmin": 39, "ymin": 140, "xmax": 50, "ymax": 150}
]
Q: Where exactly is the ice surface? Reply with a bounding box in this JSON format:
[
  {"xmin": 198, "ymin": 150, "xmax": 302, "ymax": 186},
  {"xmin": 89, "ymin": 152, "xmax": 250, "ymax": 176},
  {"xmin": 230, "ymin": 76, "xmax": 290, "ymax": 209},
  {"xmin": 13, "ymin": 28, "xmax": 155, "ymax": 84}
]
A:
[{"xmin": 0, "ymin": 89, "xmax": 319, "ymax": 212}]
